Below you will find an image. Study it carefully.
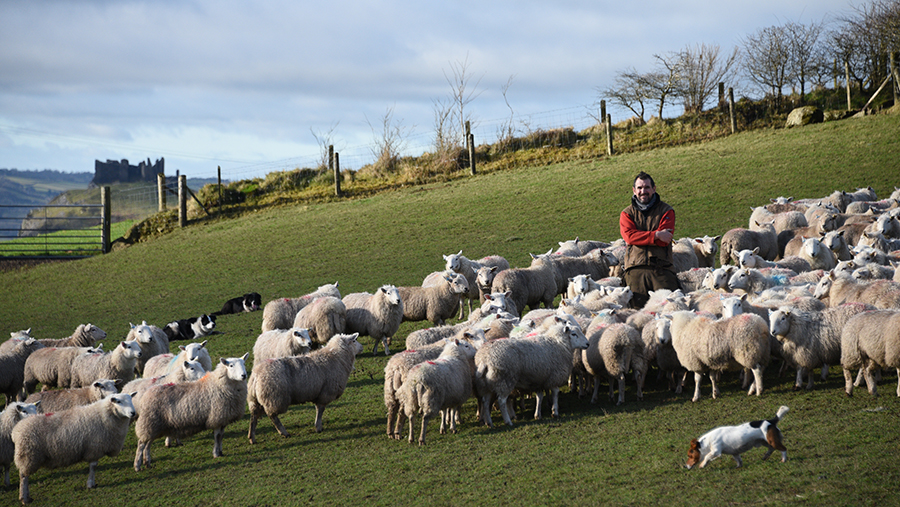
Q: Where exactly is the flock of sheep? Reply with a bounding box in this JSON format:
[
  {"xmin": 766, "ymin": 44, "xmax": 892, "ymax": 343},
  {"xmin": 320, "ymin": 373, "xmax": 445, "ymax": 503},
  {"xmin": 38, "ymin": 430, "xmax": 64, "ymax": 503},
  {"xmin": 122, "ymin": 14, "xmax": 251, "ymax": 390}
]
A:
[{"xmin": 2, "ymin": 185, "xmax": 900, "ymax": 503}]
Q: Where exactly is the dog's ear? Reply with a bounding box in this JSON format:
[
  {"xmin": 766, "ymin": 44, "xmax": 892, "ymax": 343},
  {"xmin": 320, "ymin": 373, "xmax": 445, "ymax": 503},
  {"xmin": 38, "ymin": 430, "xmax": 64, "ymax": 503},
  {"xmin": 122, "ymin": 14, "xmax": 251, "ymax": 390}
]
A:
[{"xmin": 689, "ymin": 438, "xmax": 700, "ymax": 451}]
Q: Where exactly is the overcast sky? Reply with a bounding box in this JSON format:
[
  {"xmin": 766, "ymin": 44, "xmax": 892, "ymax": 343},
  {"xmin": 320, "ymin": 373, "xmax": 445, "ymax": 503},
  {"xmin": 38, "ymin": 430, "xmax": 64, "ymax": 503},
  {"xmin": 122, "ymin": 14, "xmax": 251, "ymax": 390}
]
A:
[{"xmin": 0, "ymin": 0, "xmax": 857, "ymax": 180}]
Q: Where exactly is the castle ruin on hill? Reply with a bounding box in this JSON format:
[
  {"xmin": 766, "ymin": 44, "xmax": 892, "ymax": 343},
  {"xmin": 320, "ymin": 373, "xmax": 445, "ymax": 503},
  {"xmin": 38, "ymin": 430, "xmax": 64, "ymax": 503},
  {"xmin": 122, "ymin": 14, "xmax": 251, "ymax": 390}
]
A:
[{"xmin": 90, "ymin": 157, "xmax": 164, "ymax": 187}]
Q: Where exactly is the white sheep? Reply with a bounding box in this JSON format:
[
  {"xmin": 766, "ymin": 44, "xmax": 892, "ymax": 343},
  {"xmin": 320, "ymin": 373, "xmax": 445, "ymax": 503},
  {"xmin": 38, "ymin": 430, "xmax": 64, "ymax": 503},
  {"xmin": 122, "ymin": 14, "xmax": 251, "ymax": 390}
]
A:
[
  {"xmin": 397, "ymin": 338, "xmax": 478, "ymax": 445},
  {"xmin": 582, "ymin": 317, "xmax": 643, "ymax": 405},
  {"xmin": 566, "ymin": 274, "xmax": 605, "ymax": 300},
  {"xmin": 540, "ymin": 249, "xmax": 616, "ymax": 296},
  {"xmin": 677, "ymin": 267, "xmax": 714, "ymax": 293},
  {"xmin": 22, "ymin": 346, "xmax": 100, "ymax": 394},
  {"xmin": 385, "ymin": 328, "xmax": 486, "ymax": 438},
  {"xmin": 727, "ymin": 268, "xmax": 792, "ymax": 294},
  {"xmin": 475, "ymin": 266, "xmax": 501, "ymax": 303},
  {"xmin": 554, "ymin": 237, "xmax": 609, "ymax": 257},
  {"xmin": 814, "ymin": 271, "xmax": 900, "ymax": 309},
  {"xmin": 0, "ymin": 329, "xmax": 33, "ymax": 356},
  {"xmin": 475, "ymin": 318, "xmax": 589, "ymax": 427},
  {"xmin": 291, "ymin": 296, "xmax": 346, "ymax": 346},
  {"xmin": 133, "ymin": 353, "xmax": 249, "ymax": 470},
  {"xmin": 261, "ymin": 282, "xmax": 341, "ymax": 332},
  {"xmin": 769, "ymin": 303, "xmax": 874, "ymax": 390},
  {"xmin": 665, "ymin": 311, "xmax": 770, "ymax": 402},
  {"xmin": 691, "ymin": 235, "xmax": 721, "ymax": 268},
  {"xmin": 673, "ymin": 237, "xmax": 700, "ymax": 273},
  {"xmin": 252, "ymin": 328, "xmax": 313, "ymax": 367},
  {"xmin": 35, "ymin": 323, "xmax": 107, "ymax": 349},
  {"xmin": 821, "ymin": 230, "xmax": 853, "ymax": 261},
  {"xmin": 490, "ymin": 255, "xmax": 561, "ymax": 317},
  {"xmin": 736, "ymin": 247, "xmax": 811, "ymax": 274},
  {"xmin": 398, "ymin": 273, "xmax": 470, "ymax": 326},
  {"xmin": 749, "ymin": 206, "xmax": 808, "ymax": 234},
  {"xmin": 645, "ymin": 317, "xmax": 687, "ymax": 393},
  {"xmin": 125, "ymin": 321, "xmax": 170, "ymax": 375},
  {"xmin": 443, "ymin": 251, "xmax": 510, "ymax": 317},
  {"xmin": 69, "ymin": 341, "xmax": 143, "ymax": 388},
  {"xmin": 24, "ymin": 379, "xmax": 119, "ymax": 413},
  {"xmin": 0, "ymin": 338, "xmax": 44, "ymax": 407},
  {"xmin": 1, "ymin": 402, "xmax": 40, "ymax": 487},
  {"xmin": 247, "ymin": 333, "xmax": 362, "ymax": 442},
  {"xmin": 343, "ymin": 285, "xmax": 404, "ymax": 355},
  {"xmin": 720, "ymin": 221, "xmax": 778, "ymax": 265},
  {"xmin": 797, "ymin": 237, "xmax": 837, "ymax": 271},
  {"xmin": 12, "ymin": 393, "xmax": 136, "ymax": 504},
  {"xmin": 143, "ymin": 339, "xmax": 213, "ymax": 379},
  {"xmin": 840, "ymin": 309, "xmax": 900, "ymax": 396}
]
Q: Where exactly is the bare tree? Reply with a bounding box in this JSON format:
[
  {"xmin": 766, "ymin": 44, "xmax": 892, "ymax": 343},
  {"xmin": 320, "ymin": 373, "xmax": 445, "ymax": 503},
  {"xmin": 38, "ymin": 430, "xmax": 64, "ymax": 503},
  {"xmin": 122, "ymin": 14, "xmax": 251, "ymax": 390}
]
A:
[
  {"xmin": 603, "ymin": 68, "xmax": 653, "ymax": 121},
  {"xmin": 741, "ymin": 25, "xmax": 793, "ymax": 106},
  {"xmin": 785, "ymin": 20, "xmax": 825, "ymax": 102},
  {"xmin": 432, "ymin": 96, "xmax": 457, "ymax": 158},
  {"xmin": 673, "ymin": 43, "xmax": 739, "ymax": 114},
  {"xmin": 366, "ymin": 106, "xmax": 410, "ymax": 177},
  {"xmin": 830, "ymin": 0, "xmax": 900, "ymax": 92},
  {"xmin": 310, "ymin": 122, "xmax": 340, "ymax": 171},
  {"xmin": 647, "ymin": 53, "xmax": 682, "ymax": 118},
  {"xmin": 496, "ymin": 75, "xmax": 517, "ymax": 147},
  {"xmin": 444, "ymin": 54, "xmax": 483, "ymax": 145}
]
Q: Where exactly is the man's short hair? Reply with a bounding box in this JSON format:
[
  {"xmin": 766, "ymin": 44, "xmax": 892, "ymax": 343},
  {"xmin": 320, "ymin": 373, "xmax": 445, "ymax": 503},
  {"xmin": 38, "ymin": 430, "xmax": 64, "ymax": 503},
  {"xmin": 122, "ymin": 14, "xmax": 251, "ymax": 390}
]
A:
[{"xmin": 634, "ymin": 171, "xmax": 655, "ymax": 188}]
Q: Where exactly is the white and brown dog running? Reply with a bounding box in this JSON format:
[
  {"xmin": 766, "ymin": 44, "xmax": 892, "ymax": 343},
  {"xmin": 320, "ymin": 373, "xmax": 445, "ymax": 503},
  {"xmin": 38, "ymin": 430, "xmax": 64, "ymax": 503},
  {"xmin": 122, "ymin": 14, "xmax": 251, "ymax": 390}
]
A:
[{"xmin": 686, "ymin": 406, "xmax": 789, "ymax": 469}]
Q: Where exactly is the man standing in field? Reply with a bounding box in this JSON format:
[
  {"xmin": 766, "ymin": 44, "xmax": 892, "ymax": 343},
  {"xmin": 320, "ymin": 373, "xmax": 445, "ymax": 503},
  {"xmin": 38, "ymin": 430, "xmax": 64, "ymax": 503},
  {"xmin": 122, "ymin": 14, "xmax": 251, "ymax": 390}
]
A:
[{"xmin": 619, "ymin": 171, "xmax": 680, "ymax": 308}]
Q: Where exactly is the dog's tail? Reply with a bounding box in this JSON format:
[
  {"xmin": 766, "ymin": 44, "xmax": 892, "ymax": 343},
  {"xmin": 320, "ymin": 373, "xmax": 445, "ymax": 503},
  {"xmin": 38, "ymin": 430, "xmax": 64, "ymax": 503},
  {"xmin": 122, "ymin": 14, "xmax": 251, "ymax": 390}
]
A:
[{"xmin": 773, "ymin": 405, "xmax": 789, "ymax": 422}]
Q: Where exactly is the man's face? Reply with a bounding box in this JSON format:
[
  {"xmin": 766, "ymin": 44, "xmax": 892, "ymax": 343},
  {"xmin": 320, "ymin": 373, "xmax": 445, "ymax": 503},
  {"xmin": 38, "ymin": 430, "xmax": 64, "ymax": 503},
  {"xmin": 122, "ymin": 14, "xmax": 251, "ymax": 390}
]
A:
[{"xmin": 633, "ymin": 177, "xmax": 656, "ymax": 204}]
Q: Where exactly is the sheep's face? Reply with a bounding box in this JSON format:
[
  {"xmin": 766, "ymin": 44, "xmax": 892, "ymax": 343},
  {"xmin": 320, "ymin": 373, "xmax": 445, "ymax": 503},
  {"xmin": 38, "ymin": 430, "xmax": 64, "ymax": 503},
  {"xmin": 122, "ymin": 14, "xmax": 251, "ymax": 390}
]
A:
[
  {"xmin": 447, "ymin": 274, "xmax": 469, "ymax": 295},
  {"xmin": 108, "ymin": 393, "xmax": 137, "ymax": 419},
  {"xmin": 720, "ymin": 297, "xmax": 744, "ymax": 319},
  {"xmin": 443, "ymin": 252, "xmax": 463, "ymax": 273},
  {"xmin": 654, "ymin": 318, "xmax": 672, "ymax": 346},
  {"xmin": 696, "ymin": 236, "xmax": 720, "ymax": 257},
  {"xmin": 92, "ymin": 379, "xmax": 120, "ymax": 399},
  {"xmin": 768, "ymin": 309, "xmax": 792, "ymax": 339},
  {"xmin": 381, "ymin": 286, "xmax": 402, "ymax": 306},
  {"xmin": 222, "ymin": 354, "xmax": 249, "ymax": 381},
  {"xmin": 727, "ymin": 269, "xmax": 751, "ymax": 291},
  {"xmin": 476, "ymin": 266, "xmax": 497, "ymax": 288},
  {"xmin": 292, "ymin": 328, "xmax": 312, "ymax": 350},
  {"xmin": 484, "ymin": 292, "xmax": 511, "ymax": 313},
  {"xmin": 12, "ymin": 402, "xmax": 40, "ymax": 422},
  {"xmin": 121, "ymin": 340, "xmax": 142, "ymax": 358},
  {"xmin": 813, "ymin": 275, "xmax": 834, "ymax": 299},
  {"xmin": 821, "ymin": 231, "xmax": 846, "ymax": 253},
  {"xmin": 564, "ymin": 324, "xmax": 589, "ymax": 350},
  {"xmin": 86, "ymin": 323, "xmax": 108, "ymax": 342},
  {"xmin": 182, "ymin": 341, "xmax": 208, "ymax": 363},
  {"xmin": 802, "ymin": 238, "xmax": 823, "ymax": 259},
  {"xmin": 834, "ymin": 261, "xmax": 857, "ymax": 277},
  {"xmin": 131, "ymin": 323, "xmax": 154, "ymax": 344},
  {"xmin": 182, "ymin": 359, "xmax": 206, "ymax": 381},
  {"xmin": 343, "ymin": 333, "xmax": 364, "ymax": 356},
  {"xmin": 736, "ymin": 250, "xmax": 757, "ymax": 269}
]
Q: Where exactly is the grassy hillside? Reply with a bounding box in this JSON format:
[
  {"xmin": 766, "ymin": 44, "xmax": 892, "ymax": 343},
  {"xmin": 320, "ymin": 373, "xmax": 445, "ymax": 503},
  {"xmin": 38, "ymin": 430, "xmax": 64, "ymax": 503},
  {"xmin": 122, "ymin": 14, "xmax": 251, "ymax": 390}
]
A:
[{"xmin": 0, "ymin": 113, "xmax": 898, "ymax": 506}]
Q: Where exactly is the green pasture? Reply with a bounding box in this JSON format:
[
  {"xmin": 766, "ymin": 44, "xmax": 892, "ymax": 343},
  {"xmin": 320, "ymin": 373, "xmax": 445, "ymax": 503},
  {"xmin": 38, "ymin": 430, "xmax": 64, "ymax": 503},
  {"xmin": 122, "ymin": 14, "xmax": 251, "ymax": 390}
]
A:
[{"xmin": 0, "ymin": 114, "xmax": 898, "ymax": 505}]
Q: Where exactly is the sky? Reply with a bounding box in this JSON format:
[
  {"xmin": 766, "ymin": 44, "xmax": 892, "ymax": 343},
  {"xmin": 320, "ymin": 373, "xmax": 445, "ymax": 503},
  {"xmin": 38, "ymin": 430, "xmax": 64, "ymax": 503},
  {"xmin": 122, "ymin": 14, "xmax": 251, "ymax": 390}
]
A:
[{"xmin": 0, "ymin": 0, "xmax": 859, "ymax": 181}]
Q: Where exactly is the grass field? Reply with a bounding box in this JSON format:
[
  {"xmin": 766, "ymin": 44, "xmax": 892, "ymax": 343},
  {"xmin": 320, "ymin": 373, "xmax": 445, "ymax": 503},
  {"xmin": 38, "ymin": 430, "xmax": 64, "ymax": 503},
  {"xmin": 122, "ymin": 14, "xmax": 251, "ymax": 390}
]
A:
[{"xmin": 0, "ymin": 113, "xmax": 898, "ymax": 506}]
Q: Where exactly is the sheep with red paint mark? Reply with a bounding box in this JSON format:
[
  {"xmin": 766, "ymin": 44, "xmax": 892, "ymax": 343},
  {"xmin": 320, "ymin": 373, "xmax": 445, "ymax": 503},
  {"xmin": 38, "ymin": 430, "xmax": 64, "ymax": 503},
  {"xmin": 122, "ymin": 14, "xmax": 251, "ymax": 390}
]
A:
[{"xmin": 261, "ymin": 282, "xmax": 341, "ymax": 332}]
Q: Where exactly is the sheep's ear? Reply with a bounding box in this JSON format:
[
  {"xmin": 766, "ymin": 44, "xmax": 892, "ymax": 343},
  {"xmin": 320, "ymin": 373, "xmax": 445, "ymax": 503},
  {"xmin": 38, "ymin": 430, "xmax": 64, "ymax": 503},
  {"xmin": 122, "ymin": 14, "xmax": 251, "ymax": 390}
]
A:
[
  {"xmin": 220, "ymin": 357, "xmax": 228, "ymax": 366},
  {"xmin": 114, "ymin": 379, "xmax": 123, "ymax": 387},
  {"xmin": 752, "ymin": 247, "xmax": 759, "ymax": 254},
  {"xmin": 33, "ymin": 400, "xmax": 41, "ymax": 409},
  {"xmin": 200, "ymin": 340, "xmax": 208, "ymax": 348},
  {"xmin": 241, "ymin": 352, "xmax": 250, "ymax": 362},
  {"xmin": 130, "ymin": 322, "xmax": 136, "ymax": 329},
  {"xmin": 179, "ymin": 345, "xmax": 187, "ymax": 351},
  {"xmin": 184, "ymin": 361, "xmax": 190, "ymax": 368}
]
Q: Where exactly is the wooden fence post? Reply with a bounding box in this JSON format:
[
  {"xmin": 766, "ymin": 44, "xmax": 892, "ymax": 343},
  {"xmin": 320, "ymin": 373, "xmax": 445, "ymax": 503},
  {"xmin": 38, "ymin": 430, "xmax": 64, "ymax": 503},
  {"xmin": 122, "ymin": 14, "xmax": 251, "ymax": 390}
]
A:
[
  {"xmin": 728, "ymin": 87, "xmax": 736, "ymax": 134},
  {"xmin": 605, "ymin": 114, "xmax": 614, "ymax": 156},
  {"xmin": 178, "ymin": 175, "xmax": 187, "ymax": 228},
  {"xmin": 157, "ymin": 173, "xmax": 166, "ymax": 212},
  {"xmin": 217, "ymin": 166, "xmax": 222, "ymax": 209},
  {"xmin": 468, "ymin": 133, "xmax": 476, "ymax": 175},
  {"xmin": 101, "ymin": 186, "xmax": 110, "ymax": 254},
  {"xmin": 845, "ymin": 60, "xmax": 852, "ymax": 111},
  {"xmin": 600, "ymin": 100, "xmax": 606, "ymax": 126},
  {"xmin": 892, "ymin": 52, "xmax": 899, "ymax": 106},
  {"xmin": 333, "ymin": 152, "xmax": 342, "ymax": 197},
  {"xmin": 718, "ymin": 82, "xmax": 725, "ymax": 110}
]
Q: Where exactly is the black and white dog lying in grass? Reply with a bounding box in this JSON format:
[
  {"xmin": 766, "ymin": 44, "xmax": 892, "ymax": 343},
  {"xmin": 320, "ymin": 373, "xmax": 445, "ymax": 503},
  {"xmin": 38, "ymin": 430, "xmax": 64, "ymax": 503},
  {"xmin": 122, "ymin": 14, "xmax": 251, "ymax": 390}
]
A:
[
  {"xmin": 164, "ymin": 314, "xmax": 218, "ymax": 341},
  {"xmin": 212, "ymin": 292, "xmax": 262, "ymax": 316},
  {"xmin": 686, "ymin": 406, "xmax": 789, "ymax": 469}
]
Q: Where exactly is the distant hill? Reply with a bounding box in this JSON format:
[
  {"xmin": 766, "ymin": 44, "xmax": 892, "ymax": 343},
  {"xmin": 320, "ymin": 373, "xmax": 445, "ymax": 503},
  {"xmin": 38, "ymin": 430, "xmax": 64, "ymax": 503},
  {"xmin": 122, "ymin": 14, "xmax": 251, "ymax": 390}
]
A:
[{"xmin": 0, "ymin": 169, "xmax": 93, "ymax": 206}]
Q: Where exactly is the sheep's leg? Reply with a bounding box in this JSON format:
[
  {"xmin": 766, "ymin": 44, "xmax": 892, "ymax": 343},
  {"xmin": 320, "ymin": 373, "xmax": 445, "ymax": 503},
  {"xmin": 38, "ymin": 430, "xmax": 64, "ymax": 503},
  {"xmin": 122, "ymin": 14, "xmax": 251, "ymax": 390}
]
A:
[
  {"xmin": 863, "ymin": 366, "xmax": 878, "ymax": 396},
  {"xmin": 248, "ymin": 413, "xmax": 259, "ymax": 443},
  {"xmin": 692, "ymin": 372, "xmax": 703, "ymax": 402},
  {"xmin": 449, "ymin": 407, "xmax": 459, "ymax": 433},
  {"xmin": 590, "ymin": 374, "xmax": 600, "ymax": 404},
  {"xmin": 481, "ymin": 396, "xmax": 494, "ymax": 428},
  {"xmin": 820, "ymin": 364, "xmax": 829, "ymax": 382},
  {"xmin": 382, "ymin": 337, "xmax": 391, "ymax": 356},
  {"xmin": 710, "ymin": 371, "xmax": 721, "ymax": 400},
  {"xmin": 3, "ymin": 467, "xmax": 8, "ymax": 488},
  {"xmin": 749, "ymin": 365, "xmax": 764, "ymax": 396},
  {"xmin": 676, "ymin": 371, "xmax": 687, "ymax": 394},
  {"xmin": 842, "ymin": 368, "xmax": 855, "ymax": 396},
  {"xmin": 498, "ymin": 395, "xmax": 514, "ymax": 426},
  {"xmin": 740, "ymin": 368, "xmax": 751, "ymax": 390},
  {"xmin": 854, "ymin": 366, "xmax": 866, "ymax": 387},
  {"xmin": 616, "ymin": 374, "xmax": 626, "ymax": 406},
  {"xmin": 314, "ymin": 404, "xmax": 326, "ymax": 432},
  {"xmin": 386, "ymin": 405, "xmax": 397, "ymax": 438},
  {"xmin": 634, "ymin": 368, "xmax": 645, "ymax": 401},
  {"xmin": 895, "ymin": 368, "xmax": 900, "ymax": 397},
  {"xmin": 407, "ymin": 411, "xmax": 416, "ymax": 443},
  {"xmin": 805, "ymin": 367, "xmax": 816, "ymax": 390},
  {"xmin": 87, "ymin": 461, "xmax": 98, "ymax": 489},
  {"xmin": 607, "ymin": 375, "xmax": 616, "ymax": 403},
  {"xmin": 419, "ymin": 414, "xmax": 429, "ymax": 445},
  {"xmin": 533, "ymin": 390, "xmax": 544, "ymax": 420},
  {"xmin": 439, "ymin": 409, "xmax": 448, "ymax": 434},
  {"xmin": 213, "ymin": 427, "xmax": 225, "ymax": 457},
  {"xmin": 270, "ymin": 414, "xmax": 289, "ymax": 437},
  {"xmin": 793, "ymin": 367, "xmax": 805, "ymax": 390},
  {"xmin": 18, "ymin": 473, "xmax": 29, "ymax": 505},
  {"xmin": 550, "ymin": 387, "xmax": 560, "ymax": 419},
  {"xmin": 393, "ymin": 409, "xmax": 405, "ymax": 440},
  {"xmin": 134, "ymin": 440, "xmax": 151, "ymax": 471}
]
